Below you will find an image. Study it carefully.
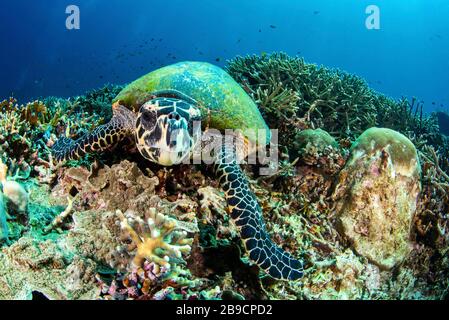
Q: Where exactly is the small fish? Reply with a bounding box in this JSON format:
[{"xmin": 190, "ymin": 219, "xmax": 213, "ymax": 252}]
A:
[
  {"xmin": 269, "ymin": 25, "xmax": 277, "ymax": 29},
  {"xmin": 432, "ymin": 102, "xmax": 436, "ymax": 105},
  {"xmin": 215, "ymin": 58, "xmax": 221, "ymax": 62},
  {"xmin": 313, "ymin": 11, "xmax": 320, "ymax": 15},
  {"xmin": 259, "ymin": 29, "xmax": 262, "ymax": 33}
]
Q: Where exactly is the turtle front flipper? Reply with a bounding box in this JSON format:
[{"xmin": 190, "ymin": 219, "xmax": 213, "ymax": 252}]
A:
[
  {"xmin": 214, "ymin": 143, "xmax": 304, "ymax": 281},
  {"xmin": 52, "ymin": 105, "xmax": 136, "ymax": 161}
]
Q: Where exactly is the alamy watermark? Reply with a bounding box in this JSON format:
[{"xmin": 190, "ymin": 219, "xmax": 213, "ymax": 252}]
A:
[
  {"xmin": 64, "ymin": 5, "xmax": 380, "ymax": 31},
  {"xmin": 159, "ymin": 123, "xmax": 279, "ymax": 176},
  {"xmin": 66, "ymin": 5, "xmax": 80, "ymax": 30},
  {"xmin": 365, "ymin": 5, "xmax": 381, "ymax": 30}
]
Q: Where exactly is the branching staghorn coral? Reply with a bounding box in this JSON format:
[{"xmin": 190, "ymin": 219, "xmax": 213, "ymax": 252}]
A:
[
  {"xmin": 69, "ymin": 85, "xmax": 124, "ymax": 120},
  {"xmin": 43, "ymin": 98, "xmax": 104, "ymax": 143},
  {"xmin": 0, "ymin": 87, "xmax": 120, "ymax": 180},
  {"xmin": 415, "ymin": 145, "xmax": 449, "ymax": 249},
  {"xmin": 0, "ymin": 100, "xmax": 36, "ymax": 176},
  {"xmin": 227, "ymin": 53, "xmax": 378, "ymax": 143},
  {"xmin": 227, "ymin": 53, "xmax": 449, "ymax": 160}
]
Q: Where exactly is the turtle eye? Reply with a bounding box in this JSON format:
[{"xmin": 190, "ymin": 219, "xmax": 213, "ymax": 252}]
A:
[{"xmin": 141, "ymin": 111, "xmax": 156, "ymax": 124}]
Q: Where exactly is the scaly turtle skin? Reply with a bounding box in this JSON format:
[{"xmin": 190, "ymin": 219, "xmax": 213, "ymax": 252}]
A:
[{"xmin": 52, "ymin": 62, "xmax": 304, "ymax": 281}]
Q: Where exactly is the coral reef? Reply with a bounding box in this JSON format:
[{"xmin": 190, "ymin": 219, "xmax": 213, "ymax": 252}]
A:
[
  {"xmin": 414, "ymin": 146, "xmax": 449, "ymax": 250},
  {"xmin": 227, "ymin": 53, "xmax": 378, "ymax": 144},
  {"xmin": 294, "ymin": 129, "xmax": 339, "ymax": 153},
  {"xmin": 0, "ymin": 54, "xmax": 448, "ymax": 300},
  {"xmin": 0, "ymin": 86, "xmax": 121, "ymax": 184},
  {"xmin": 227, "ymin": 53, "xmax": 447, "ymax": 160},
  {"xmin": 68, "ymin": 85, "xmax": 124, "ymax": 120}
]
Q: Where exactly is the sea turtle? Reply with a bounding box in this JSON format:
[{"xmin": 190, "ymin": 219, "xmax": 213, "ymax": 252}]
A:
[{"xmin": 52, "ymin": 61, "xmax": 303, "ymax": 281}]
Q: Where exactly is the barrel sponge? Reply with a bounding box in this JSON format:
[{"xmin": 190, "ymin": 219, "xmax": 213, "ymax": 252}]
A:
[{"xmin": 349, "ymin": 127, "xmax": 420, "ymax": 178}]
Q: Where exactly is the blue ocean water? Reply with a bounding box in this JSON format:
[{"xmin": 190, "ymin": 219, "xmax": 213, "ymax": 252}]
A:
[{"xmin": 0, "ymin": 0, "xmax": 448, "ymax": 113}]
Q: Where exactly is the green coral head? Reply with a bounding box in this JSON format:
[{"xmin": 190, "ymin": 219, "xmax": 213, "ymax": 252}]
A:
[
  {"xmin": 295, "ymin": 128, "xmax": 339, "ymax": 150},
  {"xmin": 113, "ymin": 61, "xmax": 271, "ymax": 146}
]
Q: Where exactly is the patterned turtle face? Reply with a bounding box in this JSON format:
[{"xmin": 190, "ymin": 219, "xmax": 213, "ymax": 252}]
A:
[{"xmin": 135, "ymin": 97, "xmax": 202, "ymax": 166}]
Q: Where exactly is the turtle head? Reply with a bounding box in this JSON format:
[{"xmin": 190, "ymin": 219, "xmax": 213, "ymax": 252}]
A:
[{"xmin": 135, "ymin": 97, "xmax": 202, "ymax": 166}]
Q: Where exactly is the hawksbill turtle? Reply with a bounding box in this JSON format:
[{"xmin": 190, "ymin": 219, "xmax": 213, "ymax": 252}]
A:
[{"xmin": 52, "ymin": 61, "xmax": 304, "ymax": 281}]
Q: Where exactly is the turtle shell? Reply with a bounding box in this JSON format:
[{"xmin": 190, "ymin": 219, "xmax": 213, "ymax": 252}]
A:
[{"xmin": 113, "ymin": 61, "xmax": 270, "ymax": 145}]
